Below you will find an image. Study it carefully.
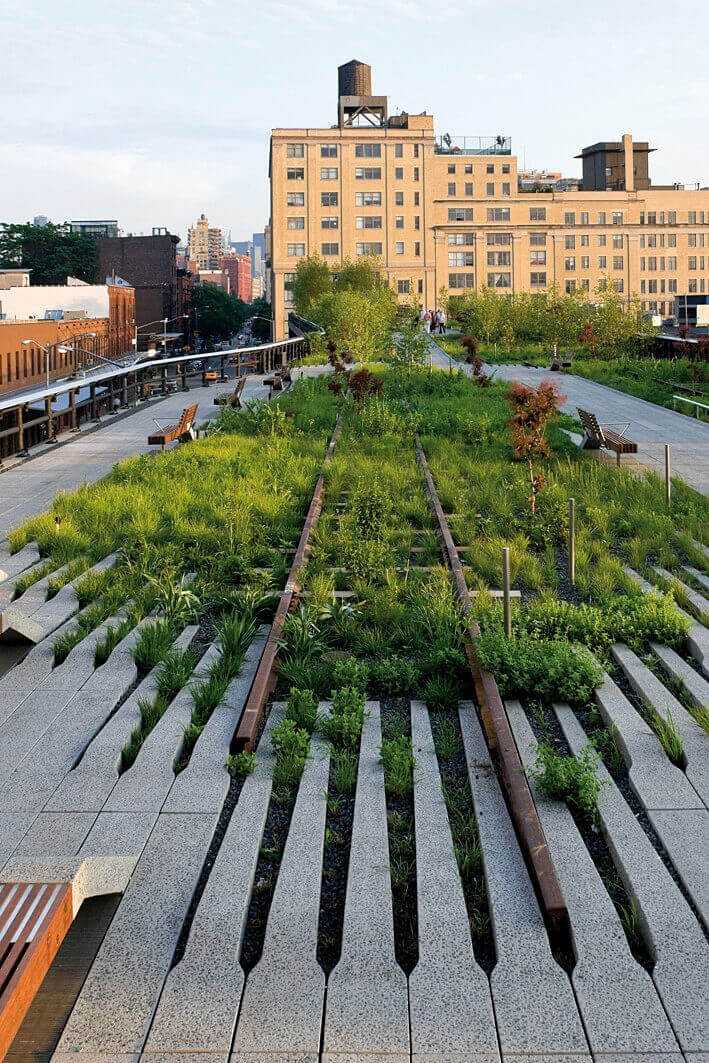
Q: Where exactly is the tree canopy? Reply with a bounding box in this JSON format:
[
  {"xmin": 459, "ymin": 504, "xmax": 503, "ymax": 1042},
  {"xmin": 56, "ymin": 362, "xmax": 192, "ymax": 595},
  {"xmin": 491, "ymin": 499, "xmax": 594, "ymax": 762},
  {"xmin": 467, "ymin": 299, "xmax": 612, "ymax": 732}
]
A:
[
  {"xmin": 0, "ymin": 223, "xmax": 99, "ymax": 285},
  {"xmin": 191, "ymin": 283, "xmax": 249, "ymax": 344}
]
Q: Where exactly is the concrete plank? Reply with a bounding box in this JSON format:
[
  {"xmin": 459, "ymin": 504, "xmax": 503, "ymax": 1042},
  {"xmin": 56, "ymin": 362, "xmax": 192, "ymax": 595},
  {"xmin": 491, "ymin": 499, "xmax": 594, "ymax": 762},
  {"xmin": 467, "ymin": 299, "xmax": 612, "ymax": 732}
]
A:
[{"xmin": 648, "ymin": 808, "xmax": 709, "ymax": 933}]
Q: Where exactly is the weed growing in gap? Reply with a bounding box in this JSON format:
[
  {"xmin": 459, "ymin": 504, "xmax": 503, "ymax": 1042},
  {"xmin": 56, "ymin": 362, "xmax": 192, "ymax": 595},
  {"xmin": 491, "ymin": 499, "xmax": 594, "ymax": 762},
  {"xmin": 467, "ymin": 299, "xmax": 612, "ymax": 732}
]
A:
[
  {"xmin": 423, "ymin": 673, "xmax": 462, "ymax": 712},
  {"xmin": 380, "ymin": 734, "xmax": 416, "ymax": 796},
  {"xmin": 431, "ymin": 716, "xmax": 461, "ymax": 760},
  {"xmin": 227, "ymin": 750, "xmax": 257, "ymax": 778},
  {"xmin": 651, "ymin": 709, "xmax": 685, "ymax": 767},
  {"xmin": 271, "ymin": 717, "xmax": 310, "ymax": 792},
  {"xmin": 331, "ymin": 748, "xmax": 358, "ymax": 794},
  {"xmin": 590, "ymin": 723, "xmax": 624, "ymax": 774},
  {"xmin": 387, "ymin": 810, "xmax": 416, "ymax": 892},
  {"xmin": 156, "ymin": 646, "xmax": 197, "ymax": 701},
  {"xmin": 13, "ymin": 561, "xmax": 54, "ymax": 599},
  {"xmin": 132, "ymin": 620, "xmax": 175, "ymax": 673},
  {"xmin": 285, "ymin": 687, "xmax": 319, "ymax": 733},
  {"xmin": 331, "ymin": 655, "xmax": 369, "ymax": 692},
  {"xmin": 121, "ymin": 695, "xmax": 169, "ymax": 771},
  {"xmin": 321, "ymin": 687, "xmax": 367, "ymax": 749},
  {"xmin": 46, "ymin": 558, "xmax": 88, "ymax": 599},
  {"xmin": 94, "ymin": 616, "xmax": 134, "ymax": 666},
  {"xmin": 72, "ymin": 566, "xmax": 109, "ymax": 607},
  {"xmin": 532, "ymin": 741, "xmax": 603, "ymax": 817}
]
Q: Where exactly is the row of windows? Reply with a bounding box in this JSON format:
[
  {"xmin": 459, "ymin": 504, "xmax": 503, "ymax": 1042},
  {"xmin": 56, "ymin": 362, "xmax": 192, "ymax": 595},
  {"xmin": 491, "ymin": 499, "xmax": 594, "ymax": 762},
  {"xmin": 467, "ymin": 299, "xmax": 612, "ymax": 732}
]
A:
[
  {"xmin": 687, "ymin": 279, "xmax": 708, "ymax": 293},
  {"xmin": 285, "ymin": 241, "xmax": 424, "ymax": 258},
  {"xmin": 287, "ymin": 142, "xmax": 422, "ymax": 159},
  {"xmin": 447, "ymin": 162, "xmax": 511, "ymax": 175},
  {"xmin": 640, "ymin": 257, "xmax": 680, "ymax": 270},
  {"xmin": 288, "ymin": 191, "xmax": 423, "ymax": 208},
  {"xmin": 565, "ymin": 256, "xmax": 624, "ymax": 270},
  {"xmin": 287, "ymin": 214, "xmax": 422, "ymax": 231},
  {"xmin": 287, "ymin": 166, "xmax": 421, "ymax": 182},
  {"xmin": 641, "ymin": 280, "xmax": 679, "ymax": 294},
  {"xmin": 447, "ymin": 183, "xmax": 511, "ymax": 197}
]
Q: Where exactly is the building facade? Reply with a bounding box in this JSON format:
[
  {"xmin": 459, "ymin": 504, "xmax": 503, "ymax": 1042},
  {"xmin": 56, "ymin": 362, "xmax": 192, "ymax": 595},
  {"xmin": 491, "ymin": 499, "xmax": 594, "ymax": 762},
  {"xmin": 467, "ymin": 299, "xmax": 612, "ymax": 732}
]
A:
[
  {"xmin": 69, "ymin": 220, "xmax": 119, "ymax": 239},
  {"xmin": 187, "ymin": 214, "xmax": 223, "ymax": 269},
  {"xmin": 269, "ymin": 61, "xmax": 709, "ymax": 338},
  {"xmin": 0, "ymin": 277, "xmax": 134, "ymax": 395},
  {"xmin": 198, "ymin": 269, "xmax": 230, "ymax": 293},
  {"xmin": 219, "ymin": 253, "xmax": 253, "ymax": 302}
]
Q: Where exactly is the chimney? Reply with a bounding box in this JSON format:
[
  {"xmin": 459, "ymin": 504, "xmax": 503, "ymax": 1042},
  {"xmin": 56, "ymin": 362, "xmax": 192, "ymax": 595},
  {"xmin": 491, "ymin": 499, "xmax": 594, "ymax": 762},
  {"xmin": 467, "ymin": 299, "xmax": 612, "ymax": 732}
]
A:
[{"xmin": 622, "ymin": 132, "xmax": 634, "ymax": 192}]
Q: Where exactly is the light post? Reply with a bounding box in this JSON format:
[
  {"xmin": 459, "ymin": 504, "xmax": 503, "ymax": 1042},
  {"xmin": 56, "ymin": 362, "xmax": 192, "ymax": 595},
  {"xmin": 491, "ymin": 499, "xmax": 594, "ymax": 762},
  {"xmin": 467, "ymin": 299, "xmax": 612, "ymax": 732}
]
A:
[
  {"xmin": 21, "ymin": 338, "xmax": 65, "ymax": 389},
  {"xmin": 133, "ymin": 314, "xmax": 189, "ymax": 357}
]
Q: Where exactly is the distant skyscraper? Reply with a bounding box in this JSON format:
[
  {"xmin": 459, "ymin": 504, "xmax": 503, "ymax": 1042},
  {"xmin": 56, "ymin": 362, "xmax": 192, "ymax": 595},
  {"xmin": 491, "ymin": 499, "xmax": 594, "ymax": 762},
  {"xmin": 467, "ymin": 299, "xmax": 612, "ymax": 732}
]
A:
[
  {"xmin": 32, "ymin": 215, "xmax": 50, "ymax": 227},
  {"xmin": 187, "ymin": 213, "xmax": 223, "ymax": 269},
  {"xmin": 252, "ymin": 232, "xmax": 266, "ymax": 279}
]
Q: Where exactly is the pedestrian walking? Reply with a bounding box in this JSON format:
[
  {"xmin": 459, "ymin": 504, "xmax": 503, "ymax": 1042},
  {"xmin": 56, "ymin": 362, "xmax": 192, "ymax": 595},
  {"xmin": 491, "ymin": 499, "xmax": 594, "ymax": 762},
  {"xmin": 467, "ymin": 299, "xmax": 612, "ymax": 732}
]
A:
[
  {"xmin": 437, "ymin": 307, "xmax": 446, "ymax": 334},
  {"xmin": 423, "ymin": 309, "xmax": 432, "ymax": 334}
]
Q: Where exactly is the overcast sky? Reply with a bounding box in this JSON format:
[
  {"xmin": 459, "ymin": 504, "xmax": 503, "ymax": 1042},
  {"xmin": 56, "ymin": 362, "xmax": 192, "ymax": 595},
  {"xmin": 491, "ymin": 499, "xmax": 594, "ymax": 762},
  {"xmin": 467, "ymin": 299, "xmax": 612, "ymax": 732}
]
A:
[{"xmin": 3, "ymin": 0, "xmax": 706, "ymax": 244}]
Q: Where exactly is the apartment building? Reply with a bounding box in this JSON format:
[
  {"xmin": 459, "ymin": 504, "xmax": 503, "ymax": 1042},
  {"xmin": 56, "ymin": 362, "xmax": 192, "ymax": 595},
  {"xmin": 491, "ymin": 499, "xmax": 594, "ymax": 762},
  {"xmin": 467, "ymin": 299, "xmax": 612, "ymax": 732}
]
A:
[
  {"xmin": 219, "ymin": 252, "xmax": 253, "ymax": 302},
  {"xmin": 269, "ymin": 60, "xmax": 709, "ymax": 338},
  {"xmin": 187, "ymin": 213, "xmax": 224, "ymax": 270}
]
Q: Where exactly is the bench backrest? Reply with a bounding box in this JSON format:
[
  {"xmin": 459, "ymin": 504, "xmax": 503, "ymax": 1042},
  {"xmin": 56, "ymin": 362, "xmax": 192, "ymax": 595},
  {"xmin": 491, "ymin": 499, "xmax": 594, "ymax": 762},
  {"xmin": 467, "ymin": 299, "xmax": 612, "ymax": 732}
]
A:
[
  {"xmin": 177, "ymin": 404, "xmax": 198, "ymax": 435},
  {"xmin": 235, "ymin": 376, "xmax": 246, "ymax": 395},
  {"xmin": 577, "ymin": 407, "xmax": 605, "ymax": 444}
]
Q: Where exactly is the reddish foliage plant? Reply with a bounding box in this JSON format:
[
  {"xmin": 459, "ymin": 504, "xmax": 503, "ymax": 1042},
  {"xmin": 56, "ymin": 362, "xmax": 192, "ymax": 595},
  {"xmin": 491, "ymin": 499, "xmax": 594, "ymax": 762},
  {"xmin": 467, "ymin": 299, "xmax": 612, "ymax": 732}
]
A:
[
  {"xmin": 507, "ymin": 380, "xmax": 565, "ymax": 512},
  {"xmin": 348, "ymin": 367, "xmax": 383, "ymax": 403}
]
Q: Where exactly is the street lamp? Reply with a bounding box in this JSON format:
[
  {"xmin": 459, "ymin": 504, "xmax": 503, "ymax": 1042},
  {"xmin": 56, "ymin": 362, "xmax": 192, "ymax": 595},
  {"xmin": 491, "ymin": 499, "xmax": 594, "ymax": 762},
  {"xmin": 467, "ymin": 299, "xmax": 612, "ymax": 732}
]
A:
[
  {"xmin": 133, "ymin": 314, "xmax": 189, "ymax": 357},
  {"xmin": 21, "ymin": 338, "xmax": 69, "ymax": 389}
]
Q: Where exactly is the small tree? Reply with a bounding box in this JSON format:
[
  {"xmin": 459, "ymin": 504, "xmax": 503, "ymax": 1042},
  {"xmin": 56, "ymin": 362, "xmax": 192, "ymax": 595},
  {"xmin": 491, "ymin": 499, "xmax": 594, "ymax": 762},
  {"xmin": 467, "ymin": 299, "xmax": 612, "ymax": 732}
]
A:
[
  {"xmin": 393, "ymin": 319, "xmax": 429, "ymax": 366},
  {"xmin": 292, "ymin": 256, "xmax": 331, "ymax": 317},
  {"xmin": 506, "ymin": 381, "xmax": 565, "ymax": 513}
]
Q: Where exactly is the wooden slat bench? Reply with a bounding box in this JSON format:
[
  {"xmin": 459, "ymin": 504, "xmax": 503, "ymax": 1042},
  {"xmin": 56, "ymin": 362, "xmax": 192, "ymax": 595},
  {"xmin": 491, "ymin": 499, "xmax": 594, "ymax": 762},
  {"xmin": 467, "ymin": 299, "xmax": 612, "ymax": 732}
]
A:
[
  {"xmin": 0, "ymin": 881, "xmax": 73, "ymax": 1060},
  {"xmin": 264, "ymin": 366, "xmax": 293, "ymax": 399},
  {"xmin": 147, "ymin": 403, "xmax": 198, "ymax": 450},
  {"xmin": 214, "ymin": 376, "xmax": 247, "ymax": 409},
  {"xmin": 577, "ymin": 407, "xmax": 638, "ymax": 466}
]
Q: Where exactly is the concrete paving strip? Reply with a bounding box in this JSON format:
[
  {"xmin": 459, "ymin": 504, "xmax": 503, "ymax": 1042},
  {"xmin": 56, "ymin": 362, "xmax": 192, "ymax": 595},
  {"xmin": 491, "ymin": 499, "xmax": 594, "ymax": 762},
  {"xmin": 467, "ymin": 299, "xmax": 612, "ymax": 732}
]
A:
[
  {"xmin": 611, "ymin": 643, "xmax": 708, "ymax": 806},
  {"xmin": 322, "ymin": 701, "xmax": 410, "ymax": 1062},
  {"xmin": 594, "ymin": 672, "xmax": 704, "ymax": 811},
  {"xmin": 653, "ymin": 565, "xmax": 709, "ymax": 620},
  {"xmin": 0, "ymin": 557, "xmax": 47, "ymax": 609},
  {"xmin": 143, "ymin": 706, "xmax": 282, "ymax": 1055},
  {"xmin": 408, "ymin": 699, "xmax": 499, "ymax": 1061},
  {"xmin": 104, "ymin": 643, "xmax": 219, "ymax": 813},
  {"xmin": 507, "ymin": 700, "xmax": 680, "ymax": 1055},
  {"xmin": 557, "ymin": 704, "xmax": 709, "ymax": 1053},
  {"xmin": 53, "ymin": 811, "xmax": 218, "ymax": 1057},
  {"xmin": 684, "ymin": 565, "xmax": 709, "ymax": 595},
  {"xmin": 233, "ymin": 731, "xmax": 329, "ymax": 1057},
  {"xmin": 46, "ymin": 625, "xmax": 199, "ymax": 813},
  {"xmin": 0, "ymin": 541, "xmax": 41, "ymax": 582},
  {"xmin": 0, "ymin": 630, "xmax": 140, "ymax": 812},
  {"xmin": 652, "ymin": 642, "xmax": 709, "ymax": 709},
  {"xmin": 647, "ymin": 808, "xmax": 709, "ymax": 933},
  {"xmin": 458, "ymin": 701, "xmax": 589, "ymax": 1057},
  {"xmin": 0, "ymin": 560, "xmax": 69, "ymax": 636},
  {"xmin": 163, "ymin": 628, "xmax": 268, "ymax": 814},
  {"xmin": 623, "ymin": 565, "xmax": 709, "ymax": 677}
]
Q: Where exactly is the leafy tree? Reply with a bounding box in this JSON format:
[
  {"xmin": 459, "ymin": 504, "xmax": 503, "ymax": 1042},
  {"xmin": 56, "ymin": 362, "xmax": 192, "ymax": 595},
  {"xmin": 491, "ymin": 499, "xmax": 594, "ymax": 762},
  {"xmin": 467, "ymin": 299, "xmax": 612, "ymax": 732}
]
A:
[
  {"xmin": 191, "ymin": 283, "xmax": 248, "ymax": 343},
  {"xmin": 311, "ymin": 287, "xmax": 395, "ymax": 362},
  {"xmin": 333, "ymin": 257, "xmax": 388, "ymax": 296},
  {"xmin": 292, "ymin": 256, "xmax": 331, "ymax": 317},
  {"xmin": 393, "ymin": 318, "xmax": 430, "ymax": 366},
  {"xmin": 0, "ymin": 222, "xmax": 98, "ymax": 284}
]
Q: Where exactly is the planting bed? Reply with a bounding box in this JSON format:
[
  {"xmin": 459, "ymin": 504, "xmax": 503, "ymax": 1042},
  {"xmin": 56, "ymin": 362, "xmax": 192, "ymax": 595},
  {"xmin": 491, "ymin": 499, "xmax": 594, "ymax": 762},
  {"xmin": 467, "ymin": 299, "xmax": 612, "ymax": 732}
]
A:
[{"xmin": 0, "ymin": 367, "xmax": 707, "ymax": 1060}]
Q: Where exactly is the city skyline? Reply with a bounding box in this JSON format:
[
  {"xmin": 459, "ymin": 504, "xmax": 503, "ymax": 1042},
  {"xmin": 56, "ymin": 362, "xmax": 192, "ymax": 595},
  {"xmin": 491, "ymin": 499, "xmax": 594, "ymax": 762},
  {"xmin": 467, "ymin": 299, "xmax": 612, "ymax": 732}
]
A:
[{"xmin": 3, "ymin": 0, "xmax": 707, "ymax": 240}]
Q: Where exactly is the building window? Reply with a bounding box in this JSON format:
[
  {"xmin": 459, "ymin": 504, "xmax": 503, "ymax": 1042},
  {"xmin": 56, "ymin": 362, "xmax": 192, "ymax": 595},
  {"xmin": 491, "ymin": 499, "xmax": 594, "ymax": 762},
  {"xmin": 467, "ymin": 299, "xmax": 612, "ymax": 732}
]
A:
[
  {"xmin": 395, "ymin": 191, "xmax": 404, "ymax": 206},
  {"xmin": 580, "ymin": 279, "xmax": 590, "ymax": 292},
  {"xmin": 486, "ymin": 182, "xmax": 495, "ymax": 196},
  {"xmin": 668, "ymin": 279, "xmax": 677, "ymax": 293},
  {"xmin": 287, "ymin": 217, "xmax": 305, "ymax": 229},
  {"xmin": 321, "ymin": 243, "xmax": 339, "ymax": 255},
  {"xmin": 530, "ymin": 272, "xmax": 547, "ymax": 286},
  {"xmin": 287, "ymin": 143, "xmax": 304, "ymax": 157},
  {"xmin": 414, "ymin": 192, "xmax": 420, "ymax": 206},
  {"xmin": 502, "ymin": 163, "xmax": 510, "ymax": 174},
  {"xmin": 689, "ymin": 256, "xmax": 697, "ymax": 270},
  {"xmin": 321, "ymin": 217, "xmax": 339, "ymax": 229},
  {"xmin": 287, "ymin": 192, "xmax": 305, "ymax": 206},
  {"xmin": 487, "ymin": 208, "xmax": 510, "ymax": 222},
  {"xmin": 321, "ymin": 192, "xmax": 338, "ymax": 206},
  {"xmin": 413, "ymin": 167, "xmax": 420, "ymax": 181},
  {"xmin": 321, "ymin": 143, "xmax": 337, "ymax": 157},
  {"xmin": 414, "ymin": 241, "xmax": 421, "ymax": 256},
  {"xmin": 395, "ymin": 167, "xmax": 404, "ymax": 180},
  {"xmin": 668, "ymin": 256, "xmax": 677, "ymax": 270},
  {"xmin": 355, "ymin": 143, "xmax": 381, "ymax": 157},
  {"xmin": 529, "ymin": 232, "xmax": 546, "ymax": 246},
  {"xmin": 448, "ymin": 183, "xmax": 456, "ymax": 196},
  {"xmin": 565, "ymin": 280, "xmax": 576, "ymax": 293},
  {"xmin": 448, "ymin": 164, "xmax": 456, "ymax": 174},
  {"xmin": 413, "ymin": 143, "xmax": 420, "ymax": 158},
  {"xmin": 668, "ymin": 234, "xmax": 676, "ymax": 247},
  {"xmin": 448, "ymin": 252, "xmax": 474, "ymax": 267},
  {"xmin": 688, "ymin": 212, "xmax": 697, "ymax": 224},
  {"xmin": 597, "ymin": 234, "xmax": 606, "ymax": 246},
  {"xmin": 395, "ymin": 241, "xmax": 404, "ymax": 254},
  {"xmin": 465, "ymin": 183, "xmax": 474, "ymax": 196},
  {"xmin": 613, "ymin": 234, "xmax": 624, "ymax": 249},
  {"xmin": 355, "ymin": 167, "xmax": 382, "ymax": 179},
  {"xmin": 287, "ymin": 243, "xmax": 305, "ymax": 256},
  {"xmin": 320, "ymin": 167, "xmax": 338, "ymax": 180},
  {"xmin": 287, "ymin": 167, "xmax": 304, "ymax": 180},
  {"xmin": 448, "ymin": 208, "xmax": 473, "ymax": 222},
  {"xmin": 356, "ymin": 242, "xmax": 382, "ymax": 256},
  {"xmin": 565, "ymin": 236, "xmax": 576, "ymax": 250},
  {"xmin": 612, "ymin": 211, "xmax": 623, "ymax": 225},
  {"xmin": 501, "ymin": 183, "xmax": 511, "ymax": 196},
  {"xmin": 395, "ymin": 143, "xmax": 403, "ymax": 157},
  {"xmin": 581, "ymin": 256, "xmax": 589, "ymax": 269},
  {"xmin": 487, "ymin": 232, "xmax": 511, "ymax": 245},
  {"xmin": 395, "ymin": 216, "xmax": 404, "ymax": 229},
  {"xmin": 611, "ymin": 255, "xmax": 623, "ymax": 270},
  {"xmin": 355, "ymin": 216, "xmax": 382, "ymax": 229},
  {"xmin": 449, "ymin": 233, "xmax": 474, "ymax": 245},
  {"xmin": 689, "ymin": 233, "xmax": 697, "ymax": 247},
  {"xmin": 613, "ymin": 279, "xmax": 624, "ymax": 293},
  {"xmin": 689, "ymin": 279, "xmax": 698, "ymax": 293},
  {"xmin": 530, "ymin": 250, "xmax": 547, "ymax": 265},
  {"xmin": 283, "ymin": 272, "xmax": 295, "ymax": 306},
  {"xmin": 355, "ymin": 191, "xmax": 381, "ymax": 206},
  {"xmin": 397, "ymin": 279, "xmax": 410, "ymax": 294},
  {"xmin": 487, "ymin": 251, "xmax": 511, "ymax": 266},
  {"xmin": 597, "ymin": 212, "xmax": 606, "ymax": 225},
  {"xmin": 565, "ymin": 256, "xmax": 576, "ymax": 270},
  {"xmin": 449, "ymin": 273, "xmax": 474, "ymax": 289},
  {"xmin": 418, "ymin": 278, "xmax": 424, "ymax": 294},
  {"xmin": 648, "ymin": 280, "xmax": 658, "ymax": 294},
  {"xmin": 668, "ymin": 211, "xmax": 676, "ymax": 224},
  {"xmin": 565, "ymin": 212, "xmax": 576, "ymax": 225},
  {"xmin": 414, "ymin": 216, "xmax": 420, "ymax": 230},
  {"xmin": 530, "ymin": 207, "xmax": 546, "ymax": 221},
  {"xmin": 465, "ymin": 163, "xmax": 473, "ymax": 174},
  {"xmin": 488, "ymin": 272, "xmax": 511, "ymax": 288},
  {"xmin": 486, "ymin": 163, "xmax": 494, "ymax": 174},
  {"xmin": 580, "ymin": 212, "xmax": 589, "ymax": 225},
  {"xmin": 580, "ymin": 234, "xmax": 589, "ymax": 247}
]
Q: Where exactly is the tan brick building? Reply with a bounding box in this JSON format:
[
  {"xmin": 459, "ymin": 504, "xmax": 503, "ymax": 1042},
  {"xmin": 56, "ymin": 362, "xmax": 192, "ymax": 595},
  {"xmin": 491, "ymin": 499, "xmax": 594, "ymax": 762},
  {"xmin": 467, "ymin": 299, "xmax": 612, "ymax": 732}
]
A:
[
  {"xmin": 187, "ymin": 213, "xmax": 223, "ymax": 270},
  {"xmin": 269, "ymin": 61, "xmax": 709, "ymax": 339}
]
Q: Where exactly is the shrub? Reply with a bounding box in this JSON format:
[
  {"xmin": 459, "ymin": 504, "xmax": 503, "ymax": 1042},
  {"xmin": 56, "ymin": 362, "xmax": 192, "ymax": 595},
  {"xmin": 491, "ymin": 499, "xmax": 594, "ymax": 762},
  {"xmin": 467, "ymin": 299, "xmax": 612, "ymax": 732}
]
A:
[
  {"xmin": 422, "ymin": 673, "xmax": 462, "ymax": 711},
  {"xmin": 476, "ymin": 630, "xmax": 603, "ymax": 704},
  {"xmin": 370, "ymin": 655, "xmax": 421, "ymax": 695},
  {"xmin": 380, "ymin": 734, "xmax": 416, "ymax": 796},
  {"xmin": 331, "ymin": 655, "xmax": 369, "ymax": 692},
  {"xmin": 227, "ymin": 750, "xmax": 257, "ymax": 778},
  {"xmin": 506, "ymin": 380, "xmax": 565, "ymax": 463},
  {"xmin": 271, "ymin": 717, "xmax": 310, "ymax": 790},
  {"xmin": 321, "ymin": 686, "xmax": 366, "ymax": 749},
  {"xmin": 285, "ymin": 687, "xmax": 319, "ymax": 733},
  {"xmin": 532, "ymin": 741, "xmax": 603, "ymax": 816}
]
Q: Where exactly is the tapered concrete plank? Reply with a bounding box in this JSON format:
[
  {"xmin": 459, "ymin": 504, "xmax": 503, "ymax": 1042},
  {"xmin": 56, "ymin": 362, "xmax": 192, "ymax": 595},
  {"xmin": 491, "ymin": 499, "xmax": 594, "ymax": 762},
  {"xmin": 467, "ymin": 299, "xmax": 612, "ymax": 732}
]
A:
[
  {"xmin": 508, "ymin": 700, "xmax": 679, "ymax": 1055},
  {"xmin": 143, "ymin": 708, "xmax": 282, "ymax": 1055},
  {"xmin": 0, "ymin": 624, "xmax": 62, "ymax": 727},
  {"xmin": 105, "ymin": 643, "xmax": 218, "ymax": 813},
  {"xmin": 54, "ymin": 812, "xmax": 218, "ymax": 1057},
  {"xmin": 234, "ymin": 729, "xmax": 329, "ymax": 1056},
  {"xmin": 590, "ymin": 1055, "xmax": 685, "ymax": 1063},
  {"xmin": 652, "ymin": 643, "xmax": 709, "ymax": 710},
  {"xmin": 557, "ymin": 705, "xmax": 709, "ymax": 1053},
  {"xmin": 684, "ymin": 565, "xmax": 709, "ymax": 594},
  {"xmin": 408, "ymin": 700, "xmax": 498, "ymax": 1061},
  {"xmin": 4, "ymin": 553, "xmax": 117, "ymax": 643},
  {"xmin": 653, "ymin": 565, "xmax": 709, "ymax": 619},
  {"xmin": 322, "ymin": 701, "xmax": 410, "ymax": 1060},
  {"xmin": 459, "ymin": 701, "xmax": 587, "ymax": 1055},
  {"xmin": 164, "ymin": 628, "xmax": 267, "ymax": 813},
  {"xmin": 0, "ymin": 561, "xmax": 67, "ymax": 634},
  {"xmin": 624, "ymin": 566, "xmax": 709, "ymax": 677},
  {"xmin": 47, "ymin": 626, "xmax": 199, "ymax": 813},
  {"xmin": 0, "ymin": 811, "xmax": 96, "ymax": 878},
  {"xmin": 594, "ymin": 673, "xmax": 703, "ymax": 811},
  {"xmin": 0, "ymin": 557, "xmax": 46, "ymax": 609},
  {"xmin": 0, "ymin": 541, "xmax": 41, "ymax": 582},
  {"xmin": 648, "ymin": 809, "xmax": 709, "ymax": 932}
]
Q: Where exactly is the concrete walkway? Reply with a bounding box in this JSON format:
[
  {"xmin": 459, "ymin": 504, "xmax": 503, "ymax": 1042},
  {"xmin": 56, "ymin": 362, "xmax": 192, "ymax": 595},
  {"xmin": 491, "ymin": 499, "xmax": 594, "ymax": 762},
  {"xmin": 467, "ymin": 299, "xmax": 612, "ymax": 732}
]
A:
[
  {"xmin": 430, "ymin": 340, "xmax": 709, "ymax": 496},
  {"xmin": 0, "ymin": 370, "xmax": 310, "ymax": 540}
]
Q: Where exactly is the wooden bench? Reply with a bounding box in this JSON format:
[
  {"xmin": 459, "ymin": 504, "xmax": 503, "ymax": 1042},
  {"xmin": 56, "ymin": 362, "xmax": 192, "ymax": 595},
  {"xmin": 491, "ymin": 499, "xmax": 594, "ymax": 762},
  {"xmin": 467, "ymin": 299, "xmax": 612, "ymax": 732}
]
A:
[
  {"xmin": 147, "ymin": 403, "xmax": 198, "ymax": 450},
  {"xmin": 577, "ymin": 407, "xmax": 638, "ymax": 466},
  {"xmin": 263, "ymin": 366, "xmax": 292, "ymax": 399},
  {"xmin": 214, "ymin": 376, "xmax": 247, "ymax": 409}
]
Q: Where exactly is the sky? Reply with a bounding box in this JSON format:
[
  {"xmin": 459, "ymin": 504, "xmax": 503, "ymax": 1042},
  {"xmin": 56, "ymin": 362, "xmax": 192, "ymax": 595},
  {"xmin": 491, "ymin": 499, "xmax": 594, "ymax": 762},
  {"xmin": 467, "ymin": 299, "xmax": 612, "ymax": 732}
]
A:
[{"xmin": 2, "ymin": 0, "xmax": 707, "ymax": 245}]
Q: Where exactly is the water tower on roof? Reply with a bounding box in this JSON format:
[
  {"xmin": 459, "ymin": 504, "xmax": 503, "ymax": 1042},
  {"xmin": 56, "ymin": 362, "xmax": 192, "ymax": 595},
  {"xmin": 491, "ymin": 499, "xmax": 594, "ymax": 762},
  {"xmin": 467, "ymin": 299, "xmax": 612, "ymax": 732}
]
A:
[{"xmin": 337, "ymin": 60, "xmax": 388, "ymax": 127}]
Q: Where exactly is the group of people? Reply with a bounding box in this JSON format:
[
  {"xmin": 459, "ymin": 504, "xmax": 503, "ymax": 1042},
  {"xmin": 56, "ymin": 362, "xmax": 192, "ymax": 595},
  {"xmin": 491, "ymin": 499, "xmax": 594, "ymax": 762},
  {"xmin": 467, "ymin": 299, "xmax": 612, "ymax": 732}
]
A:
[{"xmin": 419, "ymin": 307, "xmax": 446, "ymax": 334}]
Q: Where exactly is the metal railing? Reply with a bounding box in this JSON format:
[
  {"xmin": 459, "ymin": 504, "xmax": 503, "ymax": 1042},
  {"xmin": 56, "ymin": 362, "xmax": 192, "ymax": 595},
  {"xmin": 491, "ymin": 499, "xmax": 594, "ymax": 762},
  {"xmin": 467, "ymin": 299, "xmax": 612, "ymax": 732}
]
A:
[
  {"xmin": 0, "ymin": 335, "xmax": 308, "ymax": 464},
  {"xmin": 434, "ymin": 135, "xmax": 512, "ymax": 156}
]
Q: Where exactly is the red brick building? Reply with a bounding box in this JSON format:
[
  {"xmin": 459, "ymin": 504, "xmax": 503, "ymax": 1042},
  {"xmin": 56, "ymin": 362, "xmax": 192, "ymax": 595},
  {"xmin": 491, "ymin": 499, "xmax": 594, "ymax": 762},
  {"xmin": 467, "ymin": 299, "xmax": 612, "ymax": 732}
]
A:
[{"xmin": 219, "ymin": 253, "xmax": 252, "ymax": 303}]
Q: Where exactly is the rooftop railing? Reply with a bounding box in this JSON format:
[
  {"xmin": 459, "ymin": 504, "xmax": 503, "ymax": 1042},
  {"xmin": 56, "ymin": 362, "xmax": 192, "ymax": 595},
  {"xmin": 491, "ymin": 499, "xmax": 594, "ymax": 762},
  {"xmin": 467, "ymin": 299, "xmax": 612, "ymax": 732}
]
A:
[{"xmin": 435, "ymin": 135, "xmax": 511, "ymax": 156}]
